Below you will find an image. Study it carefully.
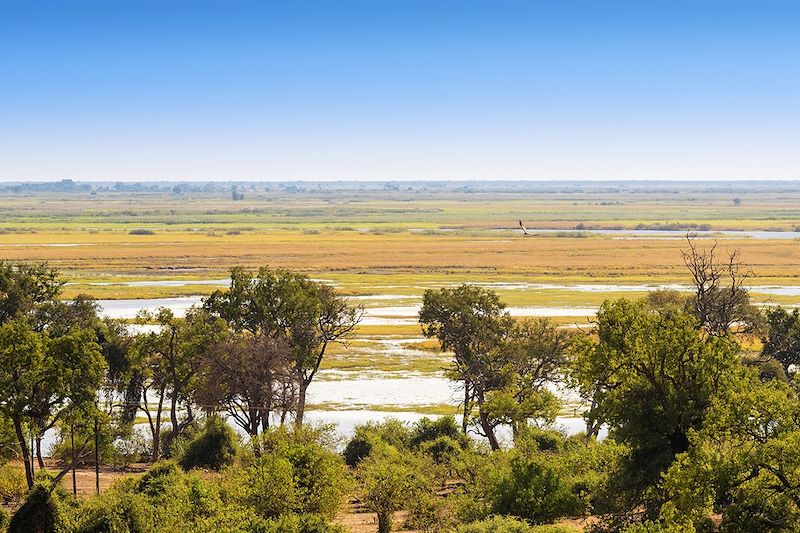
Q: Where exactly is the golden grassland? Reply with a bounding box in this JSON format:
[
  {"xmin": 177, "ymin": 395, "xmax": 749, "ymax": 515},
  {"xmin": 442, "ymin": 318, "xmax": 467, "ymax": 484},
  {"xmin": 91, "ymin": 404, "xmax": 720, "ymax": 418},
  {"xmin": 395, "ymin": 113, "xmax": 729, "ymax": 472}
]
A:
[
  {"xmin": 4, "ymin": 230, "xmax": 800, "ymax": 288},
  {"xmin": 3, "ymin": 189, "xmax": 800, "ymax": 311}
]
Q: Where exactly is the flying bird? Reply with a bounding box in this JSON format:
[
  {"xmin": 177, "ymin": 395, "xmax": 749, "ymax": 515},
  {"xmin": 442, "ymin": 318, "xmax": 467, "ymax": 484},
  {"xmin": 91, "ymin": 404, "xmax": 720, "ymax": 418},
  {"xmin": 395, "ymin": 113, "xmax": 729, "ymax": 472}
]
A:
[{"xmin": 518, "ymin": 220, "xmax": 530, "ymax": 236}]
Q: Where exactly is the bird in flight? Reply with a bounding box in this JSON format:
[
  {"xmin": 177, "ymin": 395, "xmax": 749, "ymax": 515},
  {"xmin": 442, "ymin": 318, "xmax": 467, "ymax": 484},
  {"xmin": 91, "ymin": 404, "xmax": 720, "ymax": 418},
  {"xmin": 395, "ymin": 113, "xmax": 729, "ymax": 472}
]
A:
[{"xmin": 518, "ymin": 220, "xmax": 530, "ymax": 235}]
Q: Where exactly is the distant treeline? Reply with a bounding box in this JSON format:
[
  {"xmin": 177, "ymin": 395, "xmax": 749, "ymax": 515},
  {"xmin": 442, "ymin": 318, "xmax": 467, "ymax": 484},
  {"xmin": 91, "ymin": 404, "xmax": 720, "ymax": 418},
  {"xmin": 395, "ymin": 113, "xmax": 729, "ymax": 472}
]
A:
[{"xmin": 5, "ymin": 179, "xmax": 800, "ymax": 196}]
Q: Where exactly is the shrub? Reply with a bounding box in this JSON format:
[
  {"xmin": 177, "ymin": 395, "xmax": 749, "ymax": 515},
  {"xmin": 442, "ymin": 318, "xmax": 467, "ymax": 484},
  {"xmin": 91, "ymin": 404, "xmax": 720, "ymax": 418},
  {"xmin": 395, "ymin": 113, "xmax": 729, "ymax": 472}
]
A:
[
  {"xmin": 8, "ymin": 485, "xmax": 71, "ymax": 533},
  {"xmin": 342, "ymin": 419, "xmax": 411, "ymax": 466},
  {"xmin": 256, "ymin": 513, "xmax": 346, "ymax": 533},
  {"xmin": 458, "ymin": 516, "xmax": 579, "ymax": 533},
  {"xmin": 179, "ymin": 415, "xmax": 239, "ymax": 471},
  {"xmin": 410, "ymin": 415, "xmax": 468, "ymax": 449},
  {"xmin": 72, "ymin": 491, "xmax": 155, "ymax": 533},
  {"xmin": 136, "ymin": 461, "xmax": 184, "ymax": 498},
  {"xmin": 457, "ymin": 516, "xmax": 536, "ymax": 533},
  {"xmin": 489, "ymin": 456, "xmax": 582, "ymax": 524},
  {"xmin": 234, "ymin": 454, "xmax": 296, "ymax": 518},
  {"xmin": 0, "ymin": 464, "xmax": 27, "ymax": 505},
  {"xmin": 128, "ymin": 229, "xmax": 155, "ymax": 235},
  {"xmin": 343, "ymin": 433, "xmax": 373, "ymax": 467},
  {"xmin": 419, "ymin": 435, "xmax": 463, "ymax": 465},
  {"xmin": 359, "ymin": 450, "xmax": 431, "ymax": 533},
  {"xmin": 284, "ymin": 443, "xmax": 350, "ymax": 518},
  {"xmin": 159, "ymin": 420, "xmax": 201, "ymax": 459},
  {"xmin": 518, "ymin": 427, "xmax": 565, "ymax": 453},
  {"xmin": 406, "ymin": 490, "xmax": 455, "ymax": 532}
]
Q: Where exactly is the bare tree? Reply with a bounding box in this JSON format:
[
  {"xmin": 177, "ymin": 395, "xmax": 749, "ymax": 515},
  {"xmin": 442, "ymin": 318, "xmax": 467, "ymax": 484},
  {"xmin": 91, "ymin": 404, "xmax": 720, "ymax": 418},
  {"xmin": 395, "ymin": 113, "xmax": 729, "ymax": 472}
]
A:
[
  {"xmin": 196, "ymin": 335, "xmax": 294, "ymax": 440},
  {"xmin": 682, "ymin": 234, "xmax": 759, "ymax": 336}
]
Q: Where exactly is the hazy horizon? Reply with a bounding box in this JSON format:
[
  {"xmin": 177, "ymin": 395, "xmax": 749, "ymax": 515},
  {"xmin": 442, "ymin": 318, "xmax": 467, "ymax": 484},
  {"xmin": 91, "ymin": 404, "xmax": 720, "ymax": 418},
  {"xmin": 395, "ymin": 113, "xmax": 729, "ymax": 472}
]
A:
[{"xmin": 2, "ymin": 0, "xmax": 798, "ymax": 182}]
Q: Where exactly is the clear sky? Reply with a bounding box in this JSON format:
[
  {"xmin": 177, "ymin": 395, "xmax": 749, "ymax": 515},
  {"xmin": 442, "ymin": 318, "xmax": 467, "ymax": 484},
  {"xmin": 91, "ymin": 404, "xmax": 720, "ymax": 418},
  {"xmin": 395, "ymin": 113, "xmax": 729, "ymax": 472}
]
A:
[{"xmin": 1, "ymin": 0, "xmax": 798, "ymax": 181}]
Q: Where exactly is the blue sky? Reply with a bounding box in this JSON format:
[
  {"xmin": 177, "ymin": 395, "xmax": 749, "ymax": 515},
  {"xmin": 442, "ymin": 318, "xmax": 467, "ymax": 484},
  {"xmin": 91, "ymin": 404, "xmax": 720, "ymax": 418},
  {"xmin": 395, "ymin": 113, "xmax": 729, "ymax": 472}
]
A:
[{"xmin": 1, "ymin": 0, "xmax": 798, "ymax": 181}]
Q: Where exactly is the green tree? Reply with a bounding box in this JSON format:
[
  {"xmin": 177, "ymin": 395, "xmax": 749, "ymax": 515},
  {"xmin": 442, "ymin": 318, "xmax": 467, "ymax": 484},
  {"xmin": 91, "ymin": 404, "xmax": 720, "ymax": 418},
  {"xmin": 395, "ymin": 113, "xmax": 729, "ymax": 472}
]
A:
[
  {"xmin": 0, "ymin": 318, "xmax": 106, "ymax": 489},
  {"xmin": 419, "ymin": 284, "xmax": 511, "ymax": 448},
  {"xmin": 205, "ymin": 266, "xmax": 361, "ymax": 426},
  {"xmin": 570, "ymin": 298, "xmax": 740, "ymax": 519},
  {"xmin": 484, "ymin": 319, "xmax": 571, "ymax": 440},
  {"xmin": 761, "ymin": 307, "xmax": 800, "ymax": 376},
  {"xmin": 359, "ymin": 449, "xmax": 430, "ymax": 533},
  {"xmin": 661, "ymin": 374, "xmax": 800, "ymax": 531},
  {"xmin": 0, "ymin": 261, "xmax": 62, "ymax": 325},
  {"xmin": 130, "ymin": 307, "xmax": 227, "ymax": 459}
]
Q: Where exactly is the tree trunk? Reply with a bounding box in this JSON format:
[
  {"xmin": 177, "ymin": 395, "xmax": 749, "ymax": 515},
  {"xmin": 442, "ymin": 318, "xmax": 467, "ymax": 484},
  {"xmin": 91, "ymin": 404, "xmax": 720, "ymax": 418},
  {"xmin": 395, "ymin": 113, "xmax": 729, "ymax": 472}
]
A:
[
  {"xmin": 476, "ymin": 388, "xmax": 500, "ymax": 451},
  {"xmin": 296, "ymin": 380, "xmax": 308, "ymax": 427},
  {"xmin": 71, "ymin": 424, "xmax": 77, "ymax": 497},
  {"xmin": 151, "ymin": 385, "xmax": 166, "ymax": 462},
  {"xmin": 462, "ymin": 382, "xmax": 470, "ymax": 434},
  {"xmin": 36, "ymin": 435, "xmax": 44, "ymax": 468},
  {"xmin": 170, "ymin": 390, "xmax": 179, "ymax": 435},
  {"xmin": 13, "ymin": 417, "xmax": 34, "ymax": 489},
  {"xmin": 94, "ymin": 417, "xmax": 100, "ymax": 494},
  {"xmin": 377, "ymin": 511, "xmax": 392, "ymax": 533}
]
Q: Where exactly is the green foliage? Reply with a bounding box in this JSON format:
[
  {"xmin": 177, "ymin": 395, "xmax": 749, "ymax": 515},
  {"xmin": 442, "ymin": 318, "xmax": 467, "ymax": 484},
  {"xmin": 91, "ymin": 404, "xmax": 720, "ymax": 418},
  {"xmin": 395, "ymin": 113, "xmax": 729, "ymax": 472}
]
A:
[
  {"xmin": 410, "ymin": 415, "xmax": 468, "ymax": 449},
  {"xmin": 233, "ymin": 454, "xmax": 296, "ymax": 517},
  {"xmin": 762, "ymin": 307, "xmax": 800, "ymax": 375},
  {"xmin": 570, "ymin": 298, "xmax": 741, "ymax": 517},
  {"xmin": 489, "ymin": 455, "xmax": 582, "ymax": 524},
  {"xmin": 419, "ymin": 435, "xmax": 463, "ymax": 465},
  {"xmin": 342, "ymin": 433, "xmax": 372, "ymax": 467},
  {"xmin": 659, "ymin": 372, "xmax": 800, "ymax": 531},
  {"xmin": 8, "ymin": 485, "xmax": 72, "ymax": 533},
  {"xmin": 0, "ymin": 261, "xmax": 63, "ymax": 324},
  {"xmin": 72, "ymin": 490, "xmax": 155, "ymax": 533},
  {"xmin": 343, "ymin": 419, "xmax": 412, "ymax": 466},
  {"xmin": 60, "ymin": 457, "xmax": 346, "ymax": 532},
  {"xmin": 284, "ymin": 442, "xmax": 350, "ymax": 518},
  {"xmin": 0, "ymin": 416, "xmax": 18, "ymax": 465},
  {"xmin": 359, "ymin": 448, "xmax": 432, "ymax": 533},
  {"xmin": 159, "ymin": 420, "xmax": 201, "ymax": 459},
  {"xmin": 178, "ymin": 415, "xmax": 239, "ymax": 471},
  {"xmin": 457, "ymin": 515, "xmax": 577, "ymax": 533},
  {"xmin": 0, "ymin": 464, "xmax": 31, "ymax": 505},
  {"xmin": 231, "ymin": 425, "xmax": 350, "ymax": 520}
]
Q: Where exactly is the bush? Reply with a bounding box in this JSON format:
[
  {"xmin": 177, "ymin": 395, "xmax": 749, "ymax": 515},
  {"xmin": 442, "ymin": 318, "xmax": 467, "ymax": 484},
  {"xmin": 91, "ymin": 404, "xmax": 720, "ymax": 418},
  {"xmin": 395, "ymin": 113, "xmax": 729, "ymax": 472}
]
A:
[
  {"xmin": 0, "ymin": 464, "xmax": 27, "ymax": 505},
  {"xmin": 342, "ymin": 419, "xmax": 412, "ymax": 466},
  {"xmin": 458, "ymin": 516, "xmax": 579, "ymax": 532},
  {"xmin": 136, "ymin": 461, "xmax": 184, "ymax": 498},
  {"xmin": 255, "ymin": 513, "xmax": 346, "ymax": 533},
  {"xmin": 235, "ymin": 454, "xmax": 296, "ymax": 518},
  {"xmin": 284, "ymin": 442, "xmax": 350, "ymax": 518},
  {"xmin": 489, "ymin": 456, "xmax": 582, "ymax": 524},
  {"xmin": 457, "ymin": 515, "xmax": 536, "ymax": 532},
  {"xmin": 406, "ymin": 490, "xmax": 455, "ymax": 532},
  {"xmin": 8, "ymin": 485, "xmax": 71, "ymax": 533},
  {"xmin": 359, "ymin": 450, "xmax": 431, "ymax": 533},
  {"xmin": 159, "ymin": 420, "xmax": 201, "ymax": 459},
  {"xmin": 128, "ymin": 229, "xmax": 155, "ymax": 235},
  {"xmin": 410, "ymin": 416, "xmax": 469, "ymax": 449},
  {"xmin": 0, "ymin": 508, "xmax": 8, "ymax": 531},
  {"xmin": 72, "ymin": 491, "xmax": 154, "ymax": 533},
  {"xmin": 518, "ymin": 427, "xmax": 566, "ymax": 453},
  {"xmin": 343, "ymin": 433, "xmax": 373, "ymax": 467},
  {"xmin": 419, "ymin": 435, "xmax": 463, "ymax": 465},
  {"xmin": 179, "ymin": 415, "xmax": 239, "ymax": 471}
]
